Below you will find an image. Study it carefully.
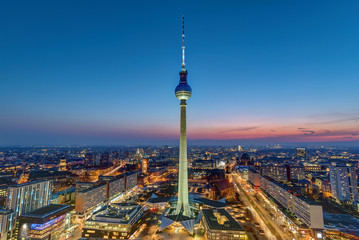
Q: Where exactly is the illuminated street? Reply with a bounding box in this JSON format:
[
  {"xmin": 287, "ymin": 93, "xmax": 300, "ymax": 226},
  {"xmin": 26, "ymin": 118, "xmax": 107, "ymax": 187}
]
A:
[{"xmin": 232, "ymin": 172, "xmax": 289, "ymax": 240}]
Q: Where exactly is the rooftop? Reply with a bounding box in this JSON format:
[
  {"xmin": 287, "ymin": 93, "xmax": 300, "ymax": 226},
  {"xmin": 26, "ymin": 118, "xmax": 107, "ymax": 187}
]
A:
[
  {"xmin": 9, "ymin": 179, "xmax": 52, "ymax": 188},
  {"xmin": 88, "ymin": 203, "xmax": 143, "ymax": 224},
  {"xmin": 78, "ymin": 183, "xmax": 107, "ymax": 193},
  {"xmin": 21, "ymin": 204, "xmax": 71, "ymax": 219},
  {"xmin": 202, "ymin": 208, "xmax": 245, "ymax": 231},
  {"xmin": 324, "ymin": 213, "xmax": 359, "ymax": 230}
]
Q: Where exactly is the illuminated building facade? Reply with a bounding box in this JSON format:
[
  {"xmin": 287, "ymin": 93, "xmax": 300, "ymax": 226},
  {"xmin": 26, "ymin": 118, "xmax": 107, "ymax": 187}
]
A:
[
  {"xmin": 108, "ymin": 176, "xmax": 125, "ymax": 200},
  {"xmin": 123, "ymin": 172, "xmax": 137, "ymax": 190},
  {"xmin": 50, "ymin": 187, "xmax": 76, "ymax": 205},
  {"xmin": 142, "ymin": 159, "xmax": 148, "ymax": 174},
  {"xmin": 287, "ymin": 165, "xmax": 305, "ymax": 181},
  {"xmin": 248, "ymin": 167, "xmax": 260, "ymax": 188},
  {"xmin": 260, "ymin": 177, "xmax": 324, "ymax": 235},
  {"xmin": 58, "ymin": 158, "xmax": 66, "ymax": 172},
  {"xmin": 82, "ymin": 203, "xmax": 144, "ymax": 239},
  {"xmin": 191, "ymin": 159, "xmax": 216, "ymax": 169},
  {"xmin": 0, "ymin": 210, "xmax": 14, "ymax": 240},
  {"xmin": 75, "ymin": 182, "xmax": 94, "ymax": 192},
  {"xmin": 329, "ymin": 164, "xmax": 358, "ymax": 202},
  {"xmin": 297, "ymin": 147, "xmax": 306, "ymax": 159},
  {"xmin": 18, "ymin": 204, "xmax": 71, "ymax": 240},
  {"xmin": 6, "ymin": 180, "xmax": 53, "ymax": 238},
  {"xmin": 75, "ymin": 183, "xmax": 107, "ymax": 215},
  {"xmin": 6, "ymin": 180, "xmax": 53, "ymax": 218},
  {"xmin": 261, "ymin": 164, "xmax": 287, "ymax": 182}
]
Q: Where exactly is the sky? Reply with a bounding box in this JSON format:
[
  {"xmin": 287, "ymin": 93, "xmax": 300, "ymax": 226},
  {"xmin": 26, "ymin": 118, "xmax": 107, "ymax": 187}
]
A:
[{"xmin": 1, "ymin": 0, "xmax": 359, "ymax": 146}]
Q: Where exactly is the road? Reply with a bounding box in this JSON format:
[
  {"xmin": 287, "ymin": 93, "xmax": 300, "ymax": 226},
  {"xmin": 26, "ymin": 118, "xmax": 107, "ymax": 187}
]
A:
[
  {"xmin": 103, "ymin": 163, "xmax": 125, "ymax": 176},
  {"xmin": 232, "ymin": 172, "xmax": 291, "ymax": 240}
]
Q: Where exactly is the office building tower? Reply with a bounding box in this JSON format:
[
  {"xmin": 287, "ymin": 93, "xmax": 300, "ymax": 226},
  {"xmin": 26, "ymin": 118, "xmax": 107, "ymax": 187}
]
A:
[
  {"xmin": 6, "ymin": 180, "xmax": 53, "ymax": 238},
  {"xmin": 6, "ymin": 180, "xmax": 53, "ymax": 218}
]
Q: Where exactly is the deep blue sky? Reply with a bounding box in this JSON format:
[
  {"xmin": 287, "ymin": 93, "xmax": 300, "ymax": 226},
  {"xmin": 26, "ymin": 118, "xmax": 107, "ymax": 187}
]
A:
[{"xmin": 1, "ymin": 0, "xmax": 359, "ymax": 146}]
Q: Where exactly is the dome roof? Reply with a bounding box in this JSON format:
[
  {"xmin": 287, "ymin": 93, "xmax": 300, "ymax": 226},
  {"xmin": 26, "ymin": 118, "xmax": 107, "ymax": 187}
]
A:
[
  {"xmin": 175, "ymin": 83, "xmax": 192, "ymax": 93},
  {"xmin": 241, "ymin": 152, "xmax": 250, "ymax": 160}
]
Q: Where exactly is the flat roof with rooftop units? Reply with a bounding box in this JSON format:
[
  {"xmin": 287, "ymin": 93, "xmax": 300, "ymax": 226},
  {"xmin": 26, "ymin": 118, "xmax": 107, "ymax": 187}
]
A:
[{"xmin": 201, "ymin": 208, "xmax": 248, "ymax": 240}]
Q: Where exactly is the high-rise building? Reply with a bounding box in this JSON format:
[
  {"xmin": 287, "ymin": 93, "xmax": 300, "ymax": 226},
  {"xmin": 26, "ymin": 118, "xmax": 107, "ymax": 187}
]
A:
[
  {"xmin": 297, "ymin": 147, "xmax": 306, "ymax": 159},
  {"xmin": 174, "ymin": 16, "xmax": 192, "ymax": 217},
  {"xmin": 6, "ymin": 180, "xmax": 53, "ymax": 238},
  {"xmin": 18, "ymin": 204, "xmax": 71, "ymax": 240},
  {"xmin": 0, "ymin": 210, "xmax": 14, "ymax": 240},
  {"xmin": 6, "ymin": 180, "xmax": 53, "ymax": 218},
  {"xmin": 329, "ymin": 163, "xmax": 358, "ymax": 202}
]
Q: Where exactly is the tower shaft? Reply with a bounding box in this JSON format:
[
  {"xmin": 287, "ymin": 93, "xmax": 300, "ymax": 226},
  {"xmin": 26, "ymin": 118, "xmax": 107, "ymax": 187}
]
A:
[{"xmin": 176, "ymin": 99, "xmax": 190, "ymax": 216}]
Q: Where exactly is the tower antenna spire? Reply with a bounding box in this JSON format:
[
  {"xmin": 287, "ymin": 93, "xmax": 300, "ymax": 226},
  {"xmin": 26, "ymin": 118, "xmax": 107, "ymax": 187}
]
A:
[{"xmin": 182, "ymin": 15, "xmax": 185, "ymax": 70}]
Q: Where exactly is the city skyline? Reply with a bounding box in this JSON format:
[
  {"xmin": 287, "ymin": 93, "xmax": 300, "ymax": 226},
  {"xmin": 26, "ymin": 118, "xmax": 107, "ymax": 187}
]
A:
[{"xmin": 1, "ymin": 1, "xmax": 359, "ymax": 146}]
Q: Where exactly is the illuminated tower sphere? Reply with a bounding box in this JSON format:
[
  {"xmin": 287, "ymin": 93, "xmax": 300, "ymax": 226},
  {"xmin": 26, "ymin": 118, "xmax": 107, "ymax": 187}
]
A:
[{"xmin": 175, "ymin": 16, "xmax": 192, "ymax": 217}]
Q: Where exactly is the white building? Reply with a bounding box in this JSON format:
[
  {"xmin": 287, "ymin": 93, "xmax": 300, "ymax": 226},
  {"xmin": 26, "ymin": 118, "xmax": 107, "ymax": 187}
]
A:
[
  {"xmin": 0, "ymin": 210, "xmax": 13, "ymax": 240},
  {"xmin": 6, "ymin": 180, "xmax": 53, "ymax": 239},
  {"xmin": 329, "ymin": 164, "xmax": 358, "ymax": 202},
  {"xmin": 248, "ymin": 168, "xmax": 260, "ymax": 188},
  {"xmin": 260, "ymin": 177, "xmax": 324, "ymax": 230},
  {"xmin": 75, "ymin": 183, "xmax": 107, "ymax": 215},
  {"xmin": 6, "ymin": 180, "xmax": 52, "ymax": 218}
]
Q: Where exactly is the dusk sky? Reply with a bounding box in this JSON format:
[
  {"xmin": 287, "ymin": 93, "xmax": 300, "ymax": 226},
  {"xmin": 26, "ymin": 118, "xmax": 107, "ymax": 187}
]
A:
[{"xmin": 1, "ymin": 0, "xmax": 359, "ymax": 146}]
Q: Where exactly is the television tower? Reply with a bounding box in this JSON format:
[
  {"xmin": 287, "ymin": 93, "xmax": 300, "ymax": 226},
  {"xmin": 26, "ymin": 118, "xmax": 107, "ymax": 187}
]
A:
[{"xmin": 175, "ymin": 16, "xmax": 192, "ymax": 217}]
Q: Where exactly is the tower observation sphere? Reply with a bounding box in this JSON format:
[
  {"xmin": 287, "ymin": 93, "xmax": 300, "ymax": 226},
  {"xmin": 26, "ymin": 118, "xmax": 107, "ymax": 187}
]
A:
[{"xmin": 175, "ymin": 71, "xmax": 192, "ymax": 100}]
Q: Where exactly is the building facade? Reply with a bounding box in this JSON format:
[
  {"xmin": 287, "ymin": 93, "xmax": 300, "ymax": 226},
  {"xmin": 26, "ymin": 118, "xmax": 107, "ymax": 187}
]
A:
[
  {"xmin": 201, "ymin": 208, "xmax": 247, "ymax": 240},
  {"xmin": 329, "ymin": 164, "xmax": 358, "ymax": 202},
  {"xmin": 248, "ymin": 167, "xmax": 260, "ymax": 188},
  {"xmin": 6, "ymin": 180, "xmax": 53, "ymax": 239},
  {"xmin": 75, "ymin": 183, "xmax": 107, "ymax": 215},
  {"xmin": 82, "ymin": 203, "xmax": 145, "ymax": 239},
  {"xmin": 0, "ymin": 210, "xmax": 14, "ymax": 240},
  {"xmin": 260, "ymin": 177, "xmax": 324, "ymax": 230},
  {"xmin": 17, "ymin": 204, "xmax": 71, "ymax": 240}
]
